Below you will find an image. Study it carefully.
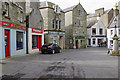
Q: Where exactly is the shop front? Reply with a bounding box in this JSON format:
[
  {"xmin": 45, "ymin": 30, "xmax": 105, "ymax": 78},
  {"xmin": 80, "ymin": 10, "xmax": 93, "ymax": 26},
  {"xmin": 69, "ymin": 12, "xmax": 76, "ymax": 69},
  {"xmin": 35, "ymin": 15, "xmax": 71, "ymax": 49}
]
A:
[
  {"xmin": 0, "ymin": 21, "xmax": 26, "ymax": 59},
  {"xmin": 91, "ymin": 35, "xmax": 106, "ymax": 47},
  {"xmin": 74, "ymin": 36, "xmax": 86, "ymax": 49},
  {"xmin": 28, "ymin": 28, "xmax": 44, "ymax": 54},
  {"xmin": 44, "ymin": 31, "xmax": 65, "ymax": 49}
]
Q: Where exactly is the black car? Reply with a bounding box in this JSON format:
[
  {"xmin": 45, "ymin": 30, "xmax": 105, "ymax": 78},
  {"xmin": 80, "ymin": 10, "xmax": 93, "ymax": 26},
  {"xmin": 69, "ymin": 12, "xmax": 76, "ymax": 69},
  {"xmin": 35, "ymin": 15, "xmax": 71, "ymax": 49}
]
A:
[{"xmin": 41, "ymin": 43, "xmax": 61, "ymax": 54}]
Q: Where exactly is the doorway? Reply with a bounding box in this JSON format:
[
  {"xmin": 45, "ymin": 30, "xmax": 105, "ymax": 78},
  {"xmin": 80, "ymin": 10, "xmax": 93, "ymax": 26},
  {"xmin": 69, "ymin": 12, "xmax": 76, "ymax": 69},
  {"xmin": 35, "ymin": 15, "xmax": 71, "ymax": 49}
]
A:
[
  {"xmin": 38, "ymin": 35, "xmax": 42, "ymax": 51},
  {"xmin": 76, "ymin": 40, "xmax": 78, "ymax": 49},
  {"xmin": 5, "ymin": 29, "xmax": 10, "ymax": 57}
]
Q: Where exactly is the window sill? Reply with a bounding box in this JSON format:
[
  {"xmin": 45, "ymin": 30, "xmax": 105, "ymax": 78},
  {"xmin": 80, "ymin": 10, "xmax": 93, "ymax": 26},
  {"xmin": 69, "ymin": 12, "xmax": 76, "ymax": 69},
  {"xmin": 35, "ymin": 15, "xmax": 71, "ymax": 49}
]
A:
[{"xmin": 4, "ymin": 16, "xmax": 10, "ymax": 19}]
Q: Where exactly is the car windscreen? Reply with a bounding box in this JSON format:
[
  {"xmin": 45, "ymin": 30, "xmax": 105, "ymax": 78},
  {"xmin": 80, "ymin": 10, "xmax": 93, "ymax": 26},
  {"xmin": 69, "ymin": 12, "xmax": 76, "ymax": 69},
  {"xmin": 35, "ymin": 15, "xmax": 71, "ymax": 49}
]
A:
[{"xmin": 48, "ymin": 44, "xmax": 53, "ymax": 46}]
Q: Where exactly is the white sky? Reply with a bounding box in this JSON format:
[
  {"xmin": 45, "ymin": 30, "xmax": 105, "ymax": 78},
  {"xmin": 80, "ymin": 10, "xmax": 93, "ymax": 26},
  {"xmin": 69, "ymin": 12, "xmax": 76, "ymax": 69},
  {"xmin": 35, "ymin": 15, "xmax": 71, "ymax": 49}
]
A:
[{"xmin": 40, "ymin": 0, "xmax": 120, "ymax": 13}]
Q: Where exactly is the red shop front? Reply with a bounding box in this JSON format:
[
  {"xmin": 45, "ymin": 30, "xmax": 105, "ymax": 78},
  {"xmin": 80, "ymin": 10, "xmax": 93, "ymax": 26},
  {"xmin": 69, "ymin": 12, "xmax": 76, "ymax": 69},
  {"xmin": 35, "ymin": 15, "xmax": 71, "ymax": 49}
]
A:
[{"xmin": 28, "ymin": 28, "xmax": 44, "ymax": 54}]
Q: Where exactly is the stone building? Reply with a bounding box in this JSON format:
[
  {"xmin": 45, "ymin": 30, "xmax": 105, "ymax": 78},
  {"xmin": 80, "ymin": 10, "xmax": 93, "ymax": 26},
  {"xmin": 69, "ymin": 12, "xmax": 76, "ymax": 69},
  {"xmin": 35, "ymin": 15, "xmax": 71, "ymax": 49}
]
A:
[
  {"xmin": 40, "ymin": 1, "xmax": 65, "ymax": 49},
  {"xmin": 87, "ymin": 17, "xmax": 106, "ymax": 47},
  {"xmin": 119, "ymin": 1, "xmax": 120, "ymax": 13},
  {"xmin": 87, "ymin": 8, "xmax": 114, "ymax": 47},
  {"xmin": 0, "ymin": 1, "xmax": 26, "ymax": 59},
  {"xmin": 26, "ymin": 1, "xmax": 44, "ymax": 54},
  {"xmin": 107, "ymin": 14, "xmax": 120, "ymax": 50},
  {"xmin": 63, "ymin": 3, "xmax": 87, "ymax": 49},
  {"xmin": 107, "ymin": 5, "xmax": 120, "ymax": 50}
]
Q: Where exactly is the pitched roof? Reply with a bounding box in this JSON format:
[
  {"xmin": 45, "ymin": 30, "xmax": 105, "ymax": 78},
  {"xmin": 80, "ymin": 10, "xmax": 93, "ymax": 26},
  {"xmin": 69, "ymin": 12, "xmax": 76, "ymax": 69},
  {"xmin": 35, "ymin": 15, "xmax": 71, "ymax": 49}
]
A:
[
  {"xmin": 108, "ymin": 14, "xmax": 120, "ymax": 28},
  {"xmin": 63, "ymin": 5, "xmax": 76, "ymax": 12},
  {"xmin": 87, "ymin": 13, "xmax": 95, "ymax": 18},
  {"xmin": 87, "ymin": 20, "xmax": 98, "ymax": 28}
]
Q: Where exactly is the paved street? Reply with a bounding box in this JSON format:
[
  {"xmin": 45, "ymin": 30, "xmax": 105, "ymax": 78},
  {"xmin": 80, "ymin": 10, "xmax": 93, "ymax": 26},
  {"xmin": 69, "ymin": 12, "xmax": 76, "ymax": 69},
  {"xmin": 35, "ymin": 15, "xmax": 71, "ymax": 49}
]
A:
[{"xmin": 1, "ymin": 47, "xmax": 118, "ymax": 79}]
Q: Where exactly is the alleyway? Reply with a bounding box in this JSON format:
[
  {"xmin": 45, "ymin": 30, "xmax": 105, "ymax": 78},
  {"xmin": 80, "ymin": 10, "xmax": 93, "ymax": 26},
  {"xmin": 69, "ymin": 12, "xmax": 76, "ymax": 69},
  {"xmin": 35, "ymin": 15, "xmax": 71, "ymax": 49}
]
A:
[{"xmin": 1, "ymin": 47, "xmax": 118, "ymax": 79}]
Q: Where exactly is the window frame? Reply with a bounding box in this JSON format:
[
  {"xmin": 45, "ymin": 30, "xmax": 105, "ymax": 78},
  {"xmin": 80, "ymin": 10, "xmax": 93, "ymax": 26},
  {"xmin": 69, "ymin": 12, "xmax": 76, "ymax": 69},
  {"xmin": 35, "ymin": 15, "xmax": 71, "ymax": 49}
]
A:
[
  {"xmin": 99, "ymin": 28, "xmax": 103, "ymax": 35},
  {"xmin": 16, "ymin": 31, "xmax": 23, "ymax": 50},
  {"xmin": 56, "ymin": 20, "xmax": 58, "ymax": 29},
  {"xmin": 32, "ymin": 35, "xmax": 38, "ymax": 49},
  {"xmin": 78, "ymin": 10, "xmax": 81, "ymax": 16},
  {"xmin": 111, "ymin": 30, "xmax": 113, "ymax": 35},
  {"xmin": 4, "ymin": 2, "xmax": 9, "ymax": 17},
  {"xmin": 119, "ymin": 29, "xmax": 120, "ymax": 35},
  {"xmin": 52, "ymin": 19, "xmax": 55, "ymax": 29},
  {"xmin": 59, "ymin": 20, "xmax": 61, "ymax": 29},
  {"xmin": 92, "ymin": 28, "xmax": 96, "ymax": 35}
]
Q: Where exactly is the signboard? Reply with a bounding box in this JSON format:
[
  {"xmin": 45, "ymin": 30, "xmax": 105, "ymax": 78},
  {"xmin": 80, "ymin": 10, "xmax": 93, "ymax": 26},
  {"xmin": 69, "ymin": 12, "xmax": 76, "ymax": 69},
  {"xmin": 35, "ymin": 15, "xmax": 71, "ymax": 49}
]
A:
[
  {"xmin": 67, "ymin": 37, "xmax": 72, "ymax": 39},
  {"xmin": 91, "ymin": 35, "xmax": 106, "ymax": 37},
  {"xmin": 0, "ymin": 21, "xmax": 26, "ymax": 31},
  {"xmin": 48, "ymin": 31, "xmax": 65, "ymax": 35},
  {"xmin": 75, "ymin": 36, "xmax": 85, "ymax": 39},
  {"xmin": 32, "ymin": 28, "xmax": 43, "ymax": 33},
  {"xmin": 70, "ymin": 39, "xmax": 72, "ymax": 43}
]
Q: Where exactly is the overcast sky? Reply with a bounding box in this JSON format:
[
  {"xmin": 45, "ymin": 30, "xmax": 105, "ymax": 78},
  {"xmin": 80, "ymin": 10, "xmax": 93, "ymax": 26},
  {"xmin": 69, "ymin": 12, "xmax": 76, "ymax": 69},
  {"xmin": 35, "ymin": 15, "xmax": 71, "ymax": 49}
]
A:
[{"xmin": 40, "ymin": 0, "xmax": 120, "ymax": 13}]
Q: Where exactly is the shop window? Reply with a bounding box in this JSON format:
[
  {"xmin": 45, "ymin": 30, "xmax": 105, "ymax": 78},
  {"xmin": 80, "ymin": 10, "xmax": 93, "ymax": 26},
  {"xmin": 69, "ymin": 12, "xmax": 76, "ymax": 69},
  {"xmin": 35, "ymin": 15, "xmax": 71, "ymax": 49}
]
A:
[
  {"xmin": 16, "ymin": 31, "xmax": 23, "ymax": 50},
  {"xmin": 92, "ymin": 28, "xmax": 96, "ymax": 35},
  {"xmin": 4, "ymin": 2, "xmax": 9, "ymax": 17},
  {"xmin": 93, "ymin": 39, "xmax": 96, "ymax": 45},
  {"xmin": 99, "ymin": 28, "xmax": 103, "ymax": 35},
  {"xmin": 32, "ymin": 35, "xmax": 38, "ymax": 49},
  {"xmin": 111, "ymin": 30, "xmax": 113, "ymax": 35}
]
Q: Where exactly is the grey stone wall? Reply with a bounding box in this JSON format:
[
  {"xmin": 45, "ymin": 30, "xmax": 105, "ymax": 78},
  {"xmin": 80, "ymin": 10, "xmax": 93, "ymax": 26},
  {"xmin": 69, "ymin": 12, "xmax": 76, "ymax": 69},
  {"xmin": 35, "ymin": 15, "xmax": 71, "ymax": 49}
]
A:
[
  {"xmin": 2, "ymin": 1, "xmax": 26, "ymax": 27},
  {"xmin": 29, "ymin": 2, "xmax": 43, "ymax": 29}
]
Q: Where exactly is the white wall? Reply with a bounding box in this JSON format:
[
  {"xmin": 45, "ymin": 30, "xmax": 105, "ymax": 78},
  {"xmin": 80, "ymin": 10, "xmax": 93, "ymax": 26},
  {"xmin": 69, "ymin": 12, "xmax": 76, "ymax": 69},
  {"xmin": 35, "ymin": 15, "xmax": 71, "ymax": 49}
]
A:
[
  {"xmin": 107, "ymin": 28, "xmax": 120, "ymax": 49},
  {"xmin": 0, "ymin": 27, "xmax": 3, "ymax": 59},
  {"xmin": 87, "ymin": 18, "xmax": 106, "ymax": 47},
  {"xmin": 28, "ymin": 28, "xmax": 44, "ymax": 54}
]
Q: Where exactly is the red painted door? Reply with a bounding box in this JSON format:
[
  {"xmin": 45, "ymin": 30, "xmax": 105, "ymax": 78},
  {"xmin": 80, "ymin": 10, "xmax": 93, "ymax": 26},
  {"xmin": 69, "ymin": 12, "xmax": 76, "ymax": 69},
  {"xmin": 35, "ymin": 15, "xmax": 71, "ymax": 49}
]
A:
[
  {"xmin": 37, "ymin": 35, "xmax": 42, "ymax": 51},
  {"xmin": 76, "ymin": 40, "xmax": 78, "ymax": 49},
  {"xmin": 5, "ymin": 30, "xmax": 10, "ymax": 57}
]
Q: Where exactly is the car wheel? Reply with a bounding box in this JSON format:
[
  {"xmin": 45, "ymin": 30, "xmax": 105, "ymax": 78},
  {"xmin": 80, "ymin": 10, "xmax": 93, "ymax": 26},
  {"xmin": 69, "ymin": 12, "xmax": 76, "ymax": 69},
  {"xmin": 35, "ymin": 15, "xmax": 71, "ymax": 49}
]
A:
[
  {"xmin": 59, "ymin": 49, "xmax": 62, "ymax": 53},
  {"xmin": 52, "ymin": 50, "xmax": 55, "ymax": 54}
]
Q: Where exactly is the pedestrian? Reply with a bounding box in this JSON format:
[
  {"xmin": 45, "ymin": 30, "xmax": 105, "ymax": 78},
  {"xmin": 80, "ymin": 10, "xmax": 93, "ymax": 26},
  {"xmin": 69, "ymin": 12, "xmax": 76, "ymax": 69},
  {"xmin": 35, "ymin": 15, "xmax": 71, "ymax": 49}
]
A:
[
  {"xmin": 99, "ymin": 42, "xmax": 100, "ymax": 47},
  {"xmin": 101, "ymin": 42, "xmax": 103, "ymax": 47},
  {"xmin": 107, "ymin": 49, "xmax": 110, "ymax": 55}
]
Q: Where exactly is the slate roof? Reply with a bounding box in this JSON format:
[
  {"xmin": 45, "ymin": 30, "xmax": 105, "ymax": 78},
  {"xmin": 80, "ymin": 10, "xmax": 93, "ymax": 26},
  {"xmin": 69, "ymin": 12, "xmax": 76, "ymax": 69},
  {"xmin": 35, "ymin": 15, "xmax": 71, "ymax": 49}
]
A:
[
  {"xmin": 87, "ymin": 13, "xmax": 95, "ymax": 18},
  {"xmin": 63, "ymin": 5, "xmax": 76, "ymax": 12},
  {"xmin": 108, "ymin": 14, "xmax": 120, "ymax": 28},
  {"xmin": 87, "ymin": 20, "xmax": 98, "ymax": 28}
]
